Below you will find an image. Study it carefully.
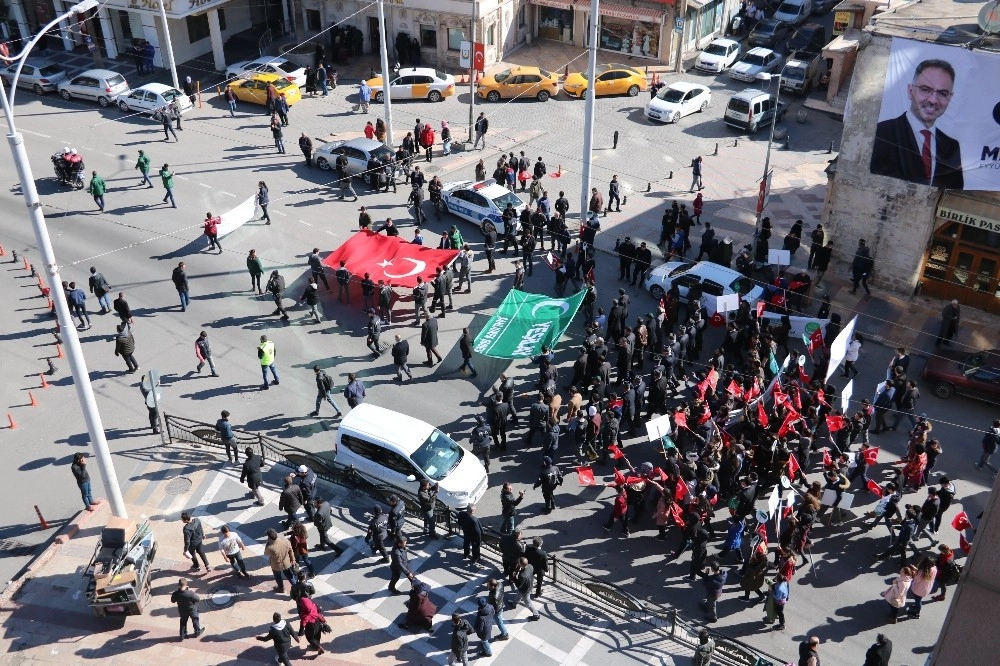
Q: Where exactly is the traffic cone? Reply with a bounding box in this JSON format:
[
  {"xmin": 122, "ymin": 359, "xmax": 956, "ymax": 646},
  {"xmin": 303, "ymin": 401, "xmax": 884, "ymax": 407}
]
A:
[
  {"xmin": 28, "ymin": 392, "xmax": 37, "ymax": 407},
  {"xmin": 7, "ymin": 414, "xmax": 16, "ymax": 429},
  {"xmin": 56, "ymin": 343, "xmax": 64, "ymax": 359},
  {"xmin": 0, "ymin": 244, "xmax": 5, "ymax": 256},
  {"xmin": 22, "ymin": 256, "xmax": 29, "ymax": 270},
  {"xmin": 40, "ymin": 373, "xmax": 49, "ymax": 389}
]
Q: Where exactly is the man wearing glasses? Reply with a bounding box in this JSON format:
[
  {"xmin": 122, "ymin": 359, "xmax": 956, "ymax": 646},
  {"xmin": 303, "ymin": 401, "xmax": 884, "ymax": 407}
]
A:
[{"xmin": 870, "ymin": 58, "xmax": 964, "ymax": 190}]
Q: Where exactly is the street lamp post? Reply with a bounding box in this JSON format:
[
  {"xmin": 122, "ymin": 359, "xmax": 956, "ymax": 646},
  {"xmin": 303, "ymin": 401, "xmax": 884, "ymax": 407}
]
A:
[
  {"xmin": 749, "ymin": 71, "xmax": 782, "ymax": 267},
  {"xmin": 376, "ymin": 0, "xmax": 394, "ymax": 149},
  {"xmin": 0, "ymin": 0, "xmax": 128, "ymax": 519},
  {"xmin": 579, "ymin": 0, "xmax": 600, "ymax": 226}
]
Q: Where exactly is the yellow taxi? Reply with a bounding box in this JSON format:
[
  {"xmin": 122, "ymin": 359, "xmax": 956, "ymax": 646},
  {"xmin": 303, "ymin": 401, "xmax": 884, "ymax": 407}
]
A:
[
  {"xmin": 562, "ymin": 63, "xmax": 648, "ymax": 99},
  {"xmin": 364, "ymin": 67, "xmax": 456, "ymax": 103},
  {"xmin": 227, "ymin": 73, "xmax": 302, "ymax": 106},
  {"xmin": 476, "ymin": 65, "xmax": 560, "ymax": 102}
]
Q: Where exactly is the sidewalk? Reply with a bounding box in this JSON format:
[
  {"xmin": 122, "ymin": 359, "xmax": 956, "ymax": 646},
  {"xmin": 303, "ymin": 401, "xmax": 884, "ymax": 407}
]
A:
[{"xmin": 0, "ymin": 448, "xmax": 693, "ymax": 665}]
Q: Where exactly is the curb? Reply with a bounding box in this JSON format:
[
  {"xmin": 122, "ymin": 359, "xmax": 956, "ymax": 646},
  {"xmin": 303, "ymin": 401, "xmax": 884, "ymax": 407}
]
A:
[{"xmin": 0, "ymin": 499, "xmax": 109, "ymax": 609}]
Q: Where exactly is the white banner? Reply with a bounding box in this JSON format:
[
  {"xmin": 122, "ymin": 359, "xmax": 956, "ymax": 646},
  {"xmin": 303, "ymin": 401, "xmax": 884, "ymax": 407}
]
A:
[
  {"xmin": 218, "ymin": 195, "xmax": 256, "ymax": 238},
  {"xmin": 825, "ymin": 315, "xmax": 858, "ymax": 383},
  {"xmin": 841, "ymin": 379, "xmax": 854, "ymax": 413}
]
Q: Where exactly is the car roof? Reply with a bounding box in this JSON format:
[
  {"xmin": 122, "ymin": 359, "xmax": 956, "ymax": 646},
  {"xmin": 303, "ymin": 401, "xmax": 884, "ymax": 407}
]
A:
[
  {"xmin": 338, "ymin": 404, "xmax": 433, "ymax": 453},
  {"xmin": 73, "ymin": 69, "xmax": 123, "ymax": 79},
  {"xmin": 756, "ymin": 19, "xmax": 784, "ymax": 28},
  {"xmin": 446, "ymin": 180, "xmax": 510, "ymax": 198},
  {"xmin": 746, "ymin": 47, "xmax": 776, "ymax": 56},
  {"xmin": 135, "ymin": 83, "xmax": 176, "ymax": 93},
  {"xmin": 341, "ymin": 137, "xmax": 385, "ymax": 150},
  {"xmin": 600, "ymin": 63, "xmax": 642, "ymax": 74},
  {"xmin": 666, "ymin": 82, "xmax": 706, "ymax": 92},
  {"xmin": 652, "ymin": 260, "xmax": 743, "ymax": 281},
  {"xmin": 504, "ymin": 65, "xmax": 548, "ymax": 75},
  {"xmin": 708, "ymin": 38, "xmax": 739, "ymax": 48},
  {"xmin": 239, "ymin": 73, "xmax": 285, "ymax": 83},
  {"xmin": 396, "ymin": 67, "xmax": 440, "ymax": 77}
]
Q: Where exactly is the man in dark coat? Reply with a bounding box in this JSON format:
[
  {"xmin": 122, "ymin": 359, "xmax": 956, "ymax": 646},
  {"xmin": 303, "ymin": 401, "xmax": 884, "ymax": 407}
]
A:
[
  {"xmin": 312, "ymin": 497, "xmax": 338, "ymax": 551},
  {"xmin": 420, "ymin": 312, "xmax": 442, "ymax": 365},
  {"xmin": 459, "ymin": 327, "xmax": 477, "ymax": 377},
  {"xmin": 387, "ymin": 494, "xmax": 405, "ymax": 540},
  {"xmin": 256, "ymin": 611, "xmax": 300, "ymax": 665},
  {"xmin": 391, "ymin": 334, "xmax": 412, "ymax": 381},
  {"xmin": 935, "ymin": 299, "xmax": 960, "ymax": 346},
  {"xmin": 457, "ymin": 505, "xmax": 484, "ymax": 565},
  {"xmin": 389, "ymin": 536, "xmax": 414, "ymax": 594},
  {"xmin": 863, "ymin": 633, "xmax": 893, "ymax": 666},
  {"xmin": 170, "ymin": 578, "xmax": 204, "ymax": 639},
  {"xmin": 278, "ymin": 474, "xmax": 303, "ymax": 527},
  {"xmin": 365, "ymin": 505, "xmax": 390, "ymax": 562},
  {"xmin": 533, "ymin": 456, "xmax": 563, "ymax": 513},
  {"xmin": 525, "ymin": 536, "xmax": 548, "ymax": 597},
  {"xmin": 240, "ymin": 447, "xmax": 264, "ymax": 505},
  {"xmin": 448, "ymin": 612, "xmax": 474, "ymax": 663},
  {"xmin": 474, "ymin": 597, "xmax": 495, "ymax": 658},
  {"xmin": 850, "ymin": 239, "xmax": 874, "ymax": 296},
  {"xmin": 499, "ymin": 529, "xmax": 525, "ymax": 577}
]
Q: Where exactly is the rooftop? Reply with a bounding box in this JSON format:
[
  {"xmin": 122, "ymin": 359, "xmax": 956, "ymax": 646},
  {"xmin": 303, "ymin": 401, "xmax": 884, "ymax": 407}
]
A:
[{"xmin": 867, "ymin": 0, "xmax": 1000, "ymax": 48}]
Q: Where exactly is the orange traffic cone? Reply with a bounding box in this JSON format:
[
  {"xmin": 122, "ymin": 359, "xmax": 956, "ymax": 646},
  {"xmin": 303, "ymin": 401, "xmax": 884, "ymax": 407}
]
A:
[
  {"xmin": 7, "ymin": 414, "xmax": 16, "ymax": 429},
  {"xmin": 0, "ymin": 244, "xmax": 5, "ymax": 256},
  {"xmin": 22, "ymin": 256, "xmax": 29, "ymax": 270},
  {"xmin": 28, "ymin": 392, "xmax": 37, "ymax": 407},
  {"xmin": 40, "ymin": 373, "xmax": 49, "ymax": 389},
  {"xmin": 56, "ymin": 343, "xmax": 64, "ymax": 359}
]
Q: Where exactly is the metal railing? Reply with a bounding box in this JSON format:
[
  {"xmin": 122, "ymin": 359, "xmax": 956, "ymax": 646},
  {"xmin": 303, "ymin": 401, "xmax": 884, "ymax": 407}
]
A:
[{"xmin": 163, "ymin": 414, "xmax": 782, "ymax": 666}]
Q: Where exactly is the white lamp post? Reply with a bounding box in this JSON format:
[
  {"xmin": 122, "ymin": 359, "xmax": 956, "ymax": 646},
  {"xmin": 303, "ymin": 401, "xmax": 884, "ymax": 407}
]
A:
[{"xmin": 0, "ymin": 0, "xmax": 127, "ymax": 519}]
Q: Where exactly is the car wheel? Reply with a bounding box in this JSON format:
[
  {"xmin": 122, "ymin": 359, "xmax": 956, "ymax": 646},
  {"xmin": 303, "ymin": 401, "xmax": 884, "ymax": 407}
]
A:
[
  {"xmin": 362, "ymin": 172, "xmax": 371, "ymax": 186},
  {"xmin": 671, "ymin": 112, "xmax": 681, "ymax": 124},
  {"xmin": 428, "ymin": 90, "xmax": 442, "ymax": 102},
  {"xmin": 650, "ymin": 284, "xmax": 665, "ymax": 301},
  {"xmin": 487, "ymin": 90, "xmax": 501, "ymax": 103},
  {"xmin": 481, "ymin": 220, "xmax": 497, "ymax": 237},
  {"xmin": 537, "ymin": 90, "xmax": 550, "ymax": 102},
  {"xmin": 98, "ymin": 96, "xmax": 111, "ymax": 107},
  {"xmin": 33, "ymin": 83, "xmax": 45, "ymax": 95},
  {"xmin": 374, "ymin": 91, "xmax": 384, "ymax": 103},
  {"xmin": 118, "ymin": 100, "xmax": 129, "ymax": 112},
  {"xmin": 59, "ymin": 89, "xmax": 72, "ymax": 101},
  {"xmin": 152, "ymin": 111, "xmax": 162, "ymax": 122},
  {"xmin": 316, "ymin": 157, "xmax": 330, "ymax": 170},
  {"xmin": 933, "ymin": 382, "xmax": 956, "ymax": 400},
  {"xmin": 627, "ymin": 84, "xmax": 640, "ymax": 97},
  {"xmin": 699, "ymin": 101, "xmax": 708, "ymax": 113}
]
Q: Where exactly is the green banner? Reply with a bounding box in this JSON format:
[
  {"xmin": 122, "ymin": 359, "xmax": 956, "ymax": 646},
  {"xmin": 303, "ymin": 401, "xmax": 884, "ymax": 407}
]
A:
[{"xmin": 473, "ymin": 289, "xmax": 586, "ymax": 359}]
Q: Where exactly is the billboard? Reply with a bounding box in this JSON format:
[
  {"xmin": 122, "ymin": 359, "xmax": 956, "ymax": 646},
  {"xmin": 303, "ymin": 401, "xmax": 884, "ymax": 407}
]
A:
[{"xmin": 869, "ymin": 38, "xmax": 1000, "ymax": 191}]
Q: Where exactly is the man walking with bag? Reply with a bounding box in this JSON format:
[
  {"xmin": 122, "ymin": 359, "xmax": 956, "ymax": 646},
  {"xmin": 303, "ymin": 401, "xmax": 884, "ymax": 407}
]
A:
[
  {"xmin": 309, "ymin": 365, "xmax": 343, "ymax": 417},
  {"xmin": 170, "ymin": 579, "xmax": 204, "ymax": 639}
]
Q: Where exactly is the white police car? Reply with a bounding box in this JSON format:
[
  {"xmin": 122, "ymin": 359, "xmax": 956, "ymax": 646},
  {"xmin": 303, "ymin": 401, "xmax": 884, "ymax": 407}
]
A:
[{"xmin": 440, "ymin": 179, "xmax": 526, "ymax": 236}]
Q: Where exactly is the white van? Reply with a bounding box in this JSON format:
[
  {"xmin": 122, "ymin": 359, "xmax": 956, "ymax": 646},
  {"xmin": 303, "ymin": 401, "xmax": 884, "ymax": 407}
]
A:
[
  {"xmin": 334, "ymin": 404, "xmax": 488, "ymax": 510},
  {"xmin": 773, "ymin": 0, "xmax": 813, "ymax": 26}
]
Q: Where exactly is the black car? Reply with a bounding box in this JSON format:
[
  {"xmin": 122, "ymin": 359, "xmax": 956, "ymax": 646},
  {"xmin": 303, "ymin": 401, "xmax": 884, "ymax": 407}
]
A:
[{"xmin": 749, "ymin": 19, "xmax": 791, "ymax": 49}]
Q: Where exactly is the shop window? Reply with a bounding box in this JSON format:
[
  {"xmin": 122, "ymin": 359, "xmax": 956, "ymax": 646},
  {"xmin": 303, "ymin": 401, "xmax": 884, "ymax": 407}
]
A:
[
  {"xmin": 960, "ymin": 225, "xmax": 1000, "ymax": 249},
  {"xmin": 420, "ymin": 25, "xmax": 437, "ymax": 48},
  {"xmin": 923, "ymin": 238, "xmax": 953, "ymax": 282},
  {"xmin": 186, "ymin": 10, "xmax": 225, "ymax": 44},
  {"xmin": 306, "ymin": 10, "xmax": 321, "ymax": 32},
  {"xmin": 447, "ymin": 28, "xmax": 464, "ymax": 51},
  {"xmin": 487, "ymin": 24, "xmax": 495, "ymax": 46}
]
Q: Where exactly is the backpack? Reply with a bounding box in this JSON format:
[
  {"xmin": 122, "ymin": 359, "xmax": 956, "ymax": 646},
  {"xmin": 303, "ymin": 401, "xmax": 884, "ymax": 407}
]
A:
[
  {"xmin": 940, "ymin": 560, "xmax": 962, "ymax": 585},
  {"xmin": 93, "ymin": 274, "xmax": 110, "ymax": 295},
  {"xmin": 320, "ymin": 371, "xmax": 334, "ymax": 392},
  {"xmin": 268, "ymin": 275, "xmax": 285, "ymax": 294}
]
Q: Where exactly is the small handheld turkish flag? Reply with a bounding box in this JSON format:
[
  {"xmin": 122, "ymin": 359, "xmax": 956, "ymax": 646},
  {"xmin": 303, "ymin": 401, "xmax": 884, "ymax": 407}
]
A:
[
  {"xmin": 863, "ymin": 447, "xmax": 880, "ymax": 465},
  {"xmin": 757, "ymin": 401, "xmax": 769, "ymax": 427},
  {"xmin": 825, "ymin": 414, "xmax": 846, "ymax": 433},
  {"xmin": 576, "ymin": 466, "xmax": 596, "ymax": 486},
  {"xmin": 786, "ymin": 454, "xmax": 801, "ymax": 478},
  {"xmin": 867, "ymin": 479, "xmax": 884, "ymax": 498},
  {"xmin": 608, "ymin": 443, "xmax": 625, "ymax": 460},
  {"xmin": 823, "ymin": 448, "xmax": 833, "ymax": 467},
  {"xmin": 952, "ymin": 511, "xmax": 972, "ymax": 532},
  {"xmin": 674, "ymin": 478, "xmax": 688, "ymax": 501},
  {"xmin": 727, "ymin": 379, "xmax": 744, "ymax": 400},
  {"xmin": 670, "ymin": 502, "xmax": 685, "ymax": 528},
  {"xmin": 959, "ymin": 534, "xmax": 972, "ymax": 554}
]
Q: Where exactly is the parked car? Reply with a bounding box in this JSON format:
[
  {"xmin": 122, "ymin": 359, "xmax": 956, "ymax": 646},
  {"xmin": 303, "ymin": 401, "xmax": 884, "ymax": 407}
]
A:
[
  {"xmin": 724, "ymin": 89, "xmax": 788, "ymax": 133},
  {"xmin": 643, "ymin": 260, "xmax": 764, "ymax": 314},
  {"xmin": 729, "ymin": 47, "xmax": 784, "ymax": 83},
  {"xmin": 57, "ymin": 69, "xmax": 130, "ymax": 107},
  {"xmin": 562, "ymin": 63, "xmax": 647, "ymax": 98},
  {"xmin": 313, "ymin": 137, "xmax": 400, "ymax": 185},
  {"xmin": 227, "ymin": 73, "xmax": 302, "ymax": 106},
  {"xmin": 923, "ymin": 348, "xmax": 1000, "ymax": 404},
  {"xmin": 788, "ymin": 23, "xmax": 829, "ymax": 53},
  {"xmin": 364, "ymin": 67, "xmax": 455, "ymax": 102},
  {"xmin": 2, "ymin": 60, "xmax": 67, "ymax": 94},
  {"xmin": 748, "ymin": 19, "xmax": 792, "ymax": 49},
  {"xmin": 440, "ymin": 179, "xmax": 526, "ymax": 237},
  {"xmin": 695, "ymin": 38, "xmax": 742, "ymax": 73},
  {"xmin": 773, "ymin": 0, "xmax": 813, "ymax": 26},
  {"xmin": 225, "ymin": 57, "xmax": 307, "ymax": 85},
  {"xmin": 117, "ymin": 83, "xmax": 193, "ymax": 119},
  {"xmin": 334, "ymin": 404, "xmax": 488, "ymax": 510},
  {"xmin": 477, "ymin": 65, "xmax": 559, "ymax": 102},
  {"xmin": 645, "ymin": 82, "xmax": 711, "ymax": 124}
]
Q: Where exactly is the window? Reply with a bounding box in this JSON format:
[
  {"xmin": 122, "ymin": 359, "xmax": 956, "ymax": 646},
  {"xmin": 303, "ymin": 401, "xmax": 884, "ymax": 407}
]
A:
[
  {"xmin": 447, "ymin": 28, "xmax": 465, "ymax": 51},
  {"xmin": 519, "ymin": 5, "xmax": 526, "ymax": 27},
  {"xmin": 306, "ymin": 9, "xmax": 321, "ymax": 31},
  {"xmin": 341, "ymin": 435, "xmax": 388, "ymax": 466},
  {"xmin": 186, "ymin": 9, "xmax": 225, "ymax": 43},
  {"xmin": 487, "ymin": 24, "xmax": 495, "ymax": 46},
  {"xmin": 420, "ymin": 25, "xmax": 437, "ymax": 48},
  {"xmin": 381, "ymin": 449, "xmax": 418, "ymax": 477}
]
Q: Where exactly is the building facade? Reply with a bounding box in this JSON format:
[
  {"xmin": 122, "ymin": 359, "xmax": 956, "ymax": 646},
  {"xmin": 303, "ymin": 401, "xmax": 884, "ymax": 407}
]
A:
[{"xmin": 822, "ymin": 0, "xmax": 1000, "ymax": 313}]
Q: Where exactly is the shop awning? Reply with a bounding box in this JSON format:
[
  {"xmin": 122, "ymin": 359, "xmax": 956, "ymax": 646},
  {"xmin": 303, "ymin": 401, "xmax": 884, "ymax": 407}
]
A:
[
  {"xmin": 936, "ymin": 191, "xmax": 1000, "ymax": 232},
  {"xmin": 685, "ymin": 0, "xmax": 706, "ymax": 9},
  {"xmin": 575, "ymin": 0, "xmax": 668, "ymax": 23},
  {"xmin": 530, "ymin": 0, "xmax": 580, "ymax": 10}
]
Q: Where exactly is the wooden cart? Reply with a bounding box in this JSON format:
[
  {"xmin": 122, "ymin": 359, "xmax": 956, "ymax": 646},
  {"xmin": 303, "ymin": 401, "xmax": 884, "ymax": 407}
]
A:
[{"xmin": 84, "ymin": 518, "xmax": 157, "ymax": 617}]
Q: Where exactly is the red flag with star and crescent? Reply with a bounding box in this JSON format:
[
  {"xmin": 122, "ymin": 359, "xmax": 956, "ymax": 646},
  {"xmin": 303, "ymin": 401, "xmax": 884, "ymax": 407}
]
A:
[
  {"xmin": 863, "ymin": 447, "xmax": 880, "ymax": 465},
  {"xmin": 952, "ymin": 512, "xmax": 972, "ymax": 532},
  {"xmin": 670, "ymin": 502, "xmax": 685, "ymax": 528},
  {"xmin": 867, "ymin": 479, "xmax": 884, "ymax": 497},
  {"xmin": 322, "ymin": 230, "xmax": 459, "ymax": 288},
  {"xmin": 786, "ymin": 454, "xmax": 801, "ymax": 478},
  {"xmin": 823, "ymin": 448, "xmax": 833, "ymax": 467},
  {"xmin": 727, "ymin": 380, "xmax": 744, "ymax": 401},
  {"xmin": 825, "ymin": 414, "xmax": 846, "ymax": 433},
  {"xmin": 757, "ymin": 400, "xmax": 769, "ymax": 427},
  {"xmin": 959, "ymin": 534, "xmax": 972, "ymax": 554}
]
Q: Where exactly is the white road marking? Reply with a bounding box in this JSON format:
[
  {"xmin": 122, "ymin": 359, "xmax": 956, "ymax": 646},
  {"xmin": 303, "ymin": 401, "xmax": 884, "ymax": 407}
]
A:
[
  {"xmin": 299, "ymin": 220, "xmax": 312, "ymax": 226},
  {"xmin": 220, "ymin": 191, "xmax": 236, "ymax": 197},
  {"xmin": 177, "ymin": 175, "xmax": 190, "ymax": 181},
  {"xmin": 272, "ymin": 210, "xmax": 287, "ymax": 217},
  {"xmin": 199, "ymin": 182, "xmax": 212, "ymax": 188},
  {"xmin": 19, "ymin": 129, "xmax": 51, "ymax": 139}
]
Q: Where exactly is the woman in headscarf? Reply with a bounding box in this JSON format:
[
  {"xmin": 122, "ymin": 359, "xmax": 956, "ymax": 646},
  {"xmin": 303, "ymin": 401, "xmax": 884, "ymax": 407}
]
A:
[
  {"xmin": 441, "ymin": 121, "xmax": 452, "ymax": 156},
  {"xmin": 296, "ymin": 594, "xmax": 327, "ymax": 654}
]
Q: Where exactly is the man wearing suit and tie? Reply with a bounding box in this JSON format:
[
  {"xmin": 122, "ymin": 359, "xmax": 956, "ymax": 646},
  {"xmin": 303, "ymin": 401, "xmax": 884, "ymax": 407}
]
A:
[{"xmin": 870, "ymin": 59, "xmax": 963, "ymax": 190}]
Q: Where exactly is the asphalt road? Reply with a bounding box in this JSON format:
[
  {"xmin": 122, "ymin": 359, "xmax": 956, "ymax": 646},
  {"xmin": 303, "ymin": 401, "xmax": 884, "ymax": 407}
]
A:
[{"xmin": 0, "ymin": 62, "xmax": 994, "ymax": 666}]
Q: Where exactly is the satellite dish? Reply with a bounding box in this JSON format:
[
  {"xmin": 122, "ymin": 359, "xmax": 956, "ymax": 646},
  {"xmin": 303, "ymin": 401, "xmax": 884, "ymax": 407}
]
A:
[{"xmin": 979, "ymin": 0, "xmax": 1000, "ymax": 34}]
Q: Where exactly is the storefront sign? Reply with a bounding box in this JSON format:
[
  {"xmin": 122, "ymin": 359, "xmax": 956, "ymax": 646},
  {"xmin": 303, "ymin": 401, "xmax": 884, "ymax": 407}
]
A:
[
  {"xmin": 601, "ymin": 3, "xmax": 664, "ymax": 23},
  {"xmin": 937, "ymin": 205, "xmax": 1000, "ymax": 232},
  {"xmin": 833, "ymin": 10, "xmax": 852, "ymax": 35},
  {"xmin": 532, "ymin": 0, "xmax": 577, "ymax": 8},
  {"xmin": 116, "ymin": 0, "xmax": 229, "ymax": 18}
]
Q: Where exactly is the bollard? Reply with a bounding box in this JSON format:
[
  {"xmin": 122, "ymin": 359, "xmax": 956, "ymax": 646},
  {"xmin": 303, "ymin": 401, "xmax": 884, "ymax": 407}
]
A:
[
  {"xmin": 11, "ymin": 249, "xmax": 17, "ymax": 262},
  {"xmin": 37, "ymin": 275, "xmax": 44, "ymax": 290},
  {"xmin": 564, "ymin": 64, "xmax": 569, "ymax": 78},
  {"xmin": 646, "ymin": 182, "xmax": 651, "ymax": 192},
  {"xmin": 28, "ymin": 392, "xmax": 37, "ymax": 407},
  {"xmin": 47, "ymin": 297, "xmax": 53, "ymax": 312},
  {"xmin": 46, "ymin": 359, "xmax": 56, "ymax": 375},
  {"xmin": 30, "ymin": 264, "xmax": 36, "ymax": 278},
  {"xmin": 613, "ymin": 130, "xmax": 619, "ymax": 149},
  {"xmin": 40, "ymin": 373, "xmax": 49, "ymax": 388},
  {"xmin": 622, "ymin": 195, "xmax": 627, "ymax": 207},
  {"xmin": 713, "ymin": 142, "xmax": 719, "ymax": 156},
  {"xmin": 734, "ymin": 138, "xmax": 739, "ymax": 147},
  {"xmin": 828, "ymin": 140, "xmax": 834, "ymax": 154},
  {"xmin": 34, "ymin": 505, "xmax": 48, "ymax": 529},
  {"xmin": 786, "ymin": 134, "xmax": 792, "ymax": 150},
  {"xmin": 56, "ymin": 343, "xmax": 64, "ymax": 359},
  {"xmin": 668, "ymin": 171, "xmax": 673, "ymax": 180}
]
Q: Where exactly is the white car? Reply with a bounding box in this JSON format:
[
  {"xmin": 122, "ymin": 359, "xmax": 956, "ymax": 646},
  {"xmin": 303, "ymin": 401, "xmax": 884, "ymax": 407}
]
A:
[
  {"xmin": 58, "ymin": 69, "xmax": 130, "ymax": 107},
  {"xmin": 364, "ymin": 67, "xmax": 456, "ymax": 103},
  {"xmin": 643, "ymin": 260, "xmax": 763, "ymax": 314},
  {"xmin": 729, "ymin": 47, "xmax": 784, "ymax": 83},
  {"xmin": 225, "ymin": 57, "xmax": 307, "ymax": 85},
  {"xmin": 695, "ymin": 39, "xmax": 742, "ymax": 73},
  {"xmin": 117, "ymin": 83, "xmax": 192, "ymax": 119},
  {"xmin": 645, "ymin": 82, "xmax": 711, "ymax": 124},
  {"xmin": 313, "ymin": 137, "xmax": 401, "ymax": 185},
  {"xmin": 441, "ymin": 179, "xmax": 525, "ymax": 236}
]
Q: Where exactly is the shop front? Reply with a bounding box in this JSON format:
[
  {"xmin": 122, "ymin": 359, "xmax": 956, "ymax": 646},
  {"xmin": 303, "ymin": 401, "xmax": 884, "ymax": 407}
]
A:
[
  {"xmin": 584, "ymin": 1, "xmax": 666, "ymax": 59},
  {"xmin": 535, "ymin": 0, "xmax": 573, "ymax": 42},
  {"xmin": 921, "ymin": 192, "xmax": 1000, "ymax": 314}
]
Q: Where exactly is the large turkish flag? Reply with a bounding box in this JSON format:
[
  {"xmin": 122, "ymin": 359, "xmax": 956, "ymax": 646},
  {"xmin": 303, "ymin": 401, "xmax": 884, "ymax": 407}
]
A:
[{"xmin": 322, "ymin": 230, "xmax": 459, "ymax": 288}]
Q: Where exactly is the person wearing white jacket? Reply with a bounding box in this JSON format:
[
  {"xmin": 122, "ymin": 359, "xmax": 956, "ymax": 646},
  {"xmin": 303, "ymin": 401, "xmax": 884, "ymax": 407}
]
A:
[{"xmin": 841, "ymin": 333, "xmax": 863, "ymax": 379}]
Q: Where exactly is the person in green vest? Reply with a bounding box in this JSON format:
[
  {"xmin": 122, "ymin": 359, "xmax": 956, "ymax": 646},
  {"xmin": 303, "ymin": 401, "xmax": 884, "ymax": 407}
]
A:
[
  {"xmin": 135, "ymin": 149, "xmax": 153, "ymax": 188},
  {"xmin": 88, "ymin": 171, "xmax": 106, "ymax": 211},
  {"xmin": 448, "ymin": 225, "xmax": 464, "ymax": 250},
  {"xmin": 160, "ymin": 163, "xmax": 176, "ymax": 208},
  {"xmin": 258, "ymin": 335, "xmax": 279, "ymax": 390}
]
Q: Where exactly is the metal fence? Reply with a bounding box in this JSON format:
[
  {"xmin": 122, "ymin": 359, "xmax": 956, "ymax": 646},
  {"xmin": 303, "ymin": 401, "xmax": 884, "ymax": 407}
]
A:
[{"xmin": 163, "ymin": 414, "xmax": 785, "ymax": 666}]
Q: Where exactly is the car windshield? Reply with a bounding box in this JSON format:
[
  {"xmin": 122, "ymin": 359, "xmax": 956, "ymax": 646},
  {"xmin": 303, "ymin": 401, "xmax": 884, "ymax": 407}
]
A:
[
  {"xmin": 658, "ymin": 87, "xmax": 687, "ymax": 102},
  {"xmin": 729, "ymin": 276, "xmax": 754, "ymax": 296},
  {"xmin": 273, "ymin": 78, "xmax": 296, "ymax": 90},
  {"xmin": 777, "ymin": 2, "xmax": 797, "ymax": 12},
  {"xmin": 963, "ymin": 351, "xmax": 999, "ymax": 369},
  {"xmin": 493, "ymin": 69, "xmax": 512, "ymax": 82},
  {"xmin": 539, "ymin": 69, "xmax": 552, "ymax": 78},
  {"xmin": 435, "ymin": 70, "xmax": 449, "ymax": 81},
  {"xmin": 782, "ymin": 66, "xmax": 805, "ymax": 81},
  {"xmin": 667, "ymin": 262, "xmax": 697, "ymax": 278},
  {"xmin": 160, "ymin": 88, "xmax": 180, "ymax": 101},
  {"xmin": 491, "ymin": 191, "xmax": 523, "ymax": 209},
  {"xmin": 410, "ymin": 429, "xmax": 463, "ymax": 480},
  {"xmin": 742, "ymin": 53, "xmax": 766, "ymax": 66},
  {"xmin": 39, "ymin": 65, "xmax": 63, "ymax": 76},
  {"xmin": 274, "ymin": 59, "xmax": 299, "ymax": 71},
  {"xmin": 107, "ymin": 74, "xmax": 126, "ymax": 87},
  {"xmin": 757, "ymin": 23, "xmax": 779, "ymax": 35},
  {"xmin": 371, "ymin": 145, "xmax": 393, "ymax": 160},
  {"xmin": 704, "ymin": 44, "xmax": 729, "ymax": 56}
]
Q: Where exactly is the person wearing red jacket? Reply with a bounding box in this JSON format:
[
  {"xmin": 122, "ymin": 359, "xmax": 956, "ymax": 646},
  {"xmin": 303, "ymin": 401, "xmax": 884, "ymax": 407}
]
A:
[
  {"xmin": 363, "ymin": 120, "xmax": 375, "ymax": 139},
  {"xmin": 203, "ymin": 212, "xmax": 222, "ymax": 253},
  {"xmin": 419, "ymin": 123, "xmax": 435, "ymax": 163},
  {"xmin": 692, "ymin": 192, "xmax": 703, "ymax": 224},
  {"xmin": 296, "ymin": 595, "xmax": 326, "ymax": 654},
  {"xmin": 603, "ymin": 484, "xmax": 630, "ymax": 536}
]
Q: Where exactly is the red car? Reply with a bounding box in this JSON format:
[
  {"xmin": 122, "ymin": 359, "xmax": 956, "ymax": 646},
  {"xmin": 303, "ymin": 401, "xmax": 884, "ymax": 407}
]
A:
[{"xmin": 922, "ymin": 348, "xmax": 1000, "ymax": 404}]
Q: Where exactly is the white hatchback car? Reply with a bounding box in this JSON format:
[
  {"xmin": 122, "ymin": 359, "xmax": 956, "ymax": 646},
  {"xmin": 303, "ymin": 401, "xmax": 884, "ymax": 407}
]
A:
[
  {"xmin": 117, "ymin": 83, "xmax": 192, "ymax": 119},
  {"xmin": 58, "ymin": 69, "xmax": 130, "ymax": 107},
  {"xmin": 334, "ymin": 404, "xmax": 488, "ymax": 510},
  {"xmin": 695, "ymin": 39, "xmax": 742, "ymax": 73},
  {"xmin": 645, "ymin": 82, "xmax": 711, "ymax": 124},
  {"xmin": 225, "ymin": 57, "xmax": 307, "ymax": 85},
  {"xmin": 441, "ymin": 179, "xmax": 526, "ymax": 236},
  {"xmin": 643, "ymin": 260, "xmax": 763, "ymax": 314}
]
